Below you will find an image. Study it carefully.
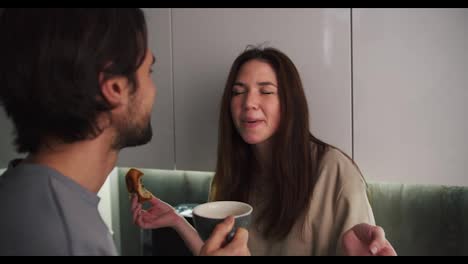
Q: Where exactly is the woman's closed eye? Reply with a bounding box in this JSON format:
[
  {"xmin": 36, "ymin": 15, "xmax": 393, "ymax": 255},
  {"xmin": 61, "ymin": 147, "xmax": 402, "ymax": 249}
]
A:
[{"xmin": 232, "ymin": 87, "xmax": 247, "ymax": 96}]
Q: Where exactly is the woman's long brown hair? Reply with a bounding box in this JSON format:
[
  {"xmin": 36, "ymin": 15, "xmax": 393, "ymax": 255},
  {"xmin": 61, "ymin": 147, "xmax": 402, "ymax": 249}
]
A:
[{"xmin": 210, "ymin": 47, "xmax": 330, "ymax": 240}]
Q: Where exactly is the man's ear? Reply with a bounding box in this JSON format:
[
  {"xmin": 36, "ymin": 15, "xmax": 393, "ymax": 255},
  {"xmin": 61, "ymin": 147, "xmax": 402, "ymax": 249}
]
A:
[{"xmin": 99, "ymin": 73, "xmax": 129, "ymax": 107}]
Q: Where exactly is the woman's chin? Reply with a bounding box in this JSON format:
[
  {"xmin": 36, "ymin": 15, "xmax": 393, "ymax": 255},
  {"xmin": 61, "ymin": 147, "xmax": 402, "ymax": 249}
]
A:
[{"xmin": 242, "ymin": 136, "xmax": 264, "ymax": 145}]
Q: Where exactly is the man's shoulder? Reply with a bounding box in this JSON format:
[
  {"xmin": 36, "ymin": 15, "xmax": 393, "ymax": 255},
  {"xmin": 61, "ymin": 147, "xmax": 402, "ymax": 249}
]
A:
[
  {"xmin": 0, "ymin": 163, "xmax": 52, "ymax": 198},
  {"xmin": 0, "ymin": 163, "xmax": 65, "ymax": 229},
  {"xmin": 0, "ymin": 166, "xmax": 70, "ymax": 256}
]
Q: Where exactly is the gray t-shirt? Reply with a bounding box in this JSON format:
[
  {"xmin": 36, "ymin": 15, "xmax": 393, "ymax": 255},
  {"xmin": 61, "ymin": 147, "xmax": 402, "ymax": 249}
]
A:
[{"xmin": 0, "ymin": 162, "xmax": 118, "ymax": 256}]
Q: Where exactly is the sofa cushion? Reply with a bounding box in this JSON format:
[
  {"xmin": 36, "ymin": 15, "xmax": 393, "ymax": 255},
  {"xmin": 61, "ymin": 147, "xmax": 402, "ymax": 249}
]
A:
[
  {"xmin": 367, "ymin": 182, "xmax": 468, "ymax": 256},
  {"xmin": 115, "ymin": 167, "xmax": 468, "ymax": 256}
]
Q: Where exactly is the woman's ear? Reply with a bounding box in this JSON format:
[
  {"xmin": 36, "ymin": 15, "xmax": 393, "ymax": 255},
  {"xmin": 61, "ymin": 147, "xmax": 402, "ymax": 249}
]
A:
[{"xmin": 99, "ymin": 73, "xmax": 129, "ymax": 107}]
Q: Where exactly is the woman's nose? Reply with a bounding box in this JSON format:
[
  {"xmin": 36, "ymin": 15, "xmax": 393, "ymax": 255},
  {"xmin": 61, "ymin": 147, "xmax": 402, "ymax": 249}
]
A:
[{"xmin": 243, "ymin": 92, "xmax": 259, "ymax": 110}]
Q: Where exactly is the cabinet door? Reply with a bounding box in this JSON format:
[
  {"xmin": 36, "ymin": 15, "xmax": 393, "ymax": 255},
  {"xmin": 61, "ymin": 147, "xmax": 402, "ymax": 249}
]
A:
[
  {"xmin": 118, "ymin": 8, "xmax": 175, "ymax": 170},
  {"xmin": 173, "ymin": 8, "xmax": 352, "ymax": 171},
  {"xmin": 353, "ymin": 8, "xmax": 468, "ymax": 186}
]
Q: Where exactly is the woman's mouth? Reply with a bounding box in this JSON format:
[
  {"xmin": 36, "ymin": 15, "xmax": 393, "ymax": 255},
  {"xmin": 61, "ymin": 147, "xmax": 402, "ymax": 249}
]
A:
[{"xmin": 242, "ymin": 119, "xmax": 263, "ymax": 128}]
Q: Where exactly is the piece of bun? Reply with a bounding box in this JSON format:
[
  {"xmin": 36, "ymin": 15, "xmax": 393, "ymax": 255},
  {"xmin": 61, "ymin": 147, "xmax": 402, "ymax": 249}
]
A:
[{"xmin": 125, "ymin": 168, "xmax": 153, "ymax": 203}]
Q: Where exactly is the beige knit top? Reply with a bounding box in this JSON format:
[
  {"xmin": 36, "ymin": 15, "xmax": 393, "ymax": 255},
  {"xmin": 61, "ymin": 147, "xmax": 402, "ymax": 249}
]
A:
[{"xmin": 247, "ymin": 148, "xmax": 375, "ymax": 256}]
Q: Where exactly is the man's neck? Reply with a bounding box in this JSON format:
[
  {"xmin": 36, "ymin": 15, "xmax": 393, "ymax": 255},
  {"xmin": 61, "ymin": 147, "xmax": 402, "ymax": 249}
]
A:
[{"xmin": 25, "ymin": 135, "xmax": 118, "ymax": 194}]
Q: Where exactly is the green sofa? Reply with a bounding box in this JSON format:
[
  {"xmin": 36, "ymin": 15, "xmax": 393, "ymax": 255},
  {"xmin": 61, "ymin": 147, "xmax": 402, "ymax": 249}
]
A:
[{"xmin": 113, "ymin": 167, "xmax": 468, "ymax": 256}]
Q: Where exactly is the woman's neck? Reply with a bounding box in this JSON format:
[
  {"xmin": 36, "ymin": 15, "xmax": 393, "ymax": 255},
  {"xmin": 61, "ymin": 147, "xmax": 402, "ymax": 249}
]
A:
[{"xmin": 253, "ymin": 141, "xmax": 273, "ymax": 175}]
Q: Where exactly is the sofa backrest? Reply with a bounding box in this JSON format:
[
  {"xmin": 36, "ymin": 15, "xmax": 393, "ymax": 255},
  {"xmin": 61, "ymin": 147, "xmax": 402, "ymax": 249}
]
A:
[
  {"xmin": 116, "ymin": 167, "xmax": 468, "ymax": 256},
  {"xmin": 116, "ymin": 167, "xmax": 213, "ymax": 256},
  {"xmin": 367, "ymin": 182, "xmax": 468, "ymax": 256}
]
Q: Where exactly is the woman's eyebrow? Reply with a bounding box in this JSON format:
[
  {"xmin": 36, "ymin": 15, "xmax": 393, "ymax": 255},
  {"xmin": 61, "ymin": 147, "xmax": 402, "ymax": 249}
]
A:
[
  {"xmin": 258, "ymin": 81, "xmax": 277, "ymax": 87},
  {"xmin": 233, "ymin": 81, "xmax": 247, "ymax": 87}
]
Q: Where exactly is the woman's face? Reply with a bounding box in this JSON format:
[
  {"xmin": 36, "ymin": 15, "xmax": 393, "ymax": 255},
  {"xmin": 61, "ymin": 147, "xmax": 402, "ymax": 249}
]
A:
[{"xmin": 230, "ymin": 59, "xmax": 280, "ymax": 147}]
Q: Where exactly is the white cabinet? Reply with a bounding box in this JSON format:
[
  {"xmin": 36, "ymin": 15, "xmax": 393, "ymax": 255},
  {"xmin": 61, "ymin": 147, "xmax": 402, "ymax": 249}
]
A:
[
  {"xmin": 118, "ymin": 9, "xmax": 175, "ymax": 169},
  {"xmin": 353, "ymin": 8, "xmax": 468, "ymax": 185},
  {"xmin": 1, "ymin": 8, "xmax": 466, "ymax": 186},
  {"xmin": 171, "ymin": 8, "xmax": 352, "ymax": 170}
]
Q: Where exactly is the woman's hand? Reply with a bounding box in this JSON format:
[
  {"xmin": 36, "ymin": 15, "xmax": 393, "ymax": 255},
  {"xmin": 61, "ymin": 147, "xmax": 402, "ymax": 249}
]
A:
[
  {"xmin": 131, "ymin": 195, "xmax": 181, "ymax": 229},
  {"xmin": 342, "ymin": 223, "xmax": 397, "ymax": 256},
  {"xmin": 199, "ymin": 216, "xmax": 251, "ymax": 256}
]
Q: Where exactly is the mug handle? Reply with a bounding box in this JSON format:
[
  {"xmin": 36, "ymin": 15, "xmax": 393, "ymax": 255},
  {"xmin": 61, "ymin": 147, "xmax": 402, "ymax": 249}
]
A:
[{"xmin": 226, "ymin": 228, "xmax": 236, "ymax": 243}]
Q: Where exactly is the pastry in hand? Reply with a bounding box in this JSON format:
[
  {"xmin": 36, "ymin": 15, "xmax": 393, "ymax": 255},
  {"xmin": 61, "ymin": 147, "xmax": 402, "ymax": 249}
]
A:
[{"xmin": 125, "ymin": 168, "xmax": 153, "ymax": 203}]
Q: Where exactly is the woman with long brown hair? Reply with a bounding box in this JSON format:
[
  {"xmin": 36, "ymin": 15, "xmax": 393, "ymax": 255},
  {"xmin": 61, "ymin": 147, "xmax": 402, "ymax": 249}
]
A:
[
  {"xmin": 210, "ymin": 46, "xmax": 395, "ymax": 255},
  {"xmin": 131, "ymin": 46, "xmax": 396, "ymax": 256}
]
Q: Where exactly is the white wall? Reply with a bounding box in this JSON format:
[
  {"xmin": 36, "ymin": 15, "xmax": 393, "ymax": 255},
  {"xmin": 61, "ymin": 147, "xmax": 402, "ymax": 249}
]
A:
[
  {"xmin": 0, "ymin": 108, "xmax": 24, "ymax": 166},
  {"xmin": 117, "ymin": 9, "xmax": 174, "ymax": 170},
  {"xmin": 171, "ymin": 8, "xmax": 352, "ymax": 171},
  {"xmin": 353, "ymin": 8, "xmax": 468, "ymax": 186},
  {"xmin": 1, "ymin": 8, "xmax": 467, "ymax": 187},
  {"xmin": 97, "ymin": 168, "xmax": 116, "ymax": 236}
]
